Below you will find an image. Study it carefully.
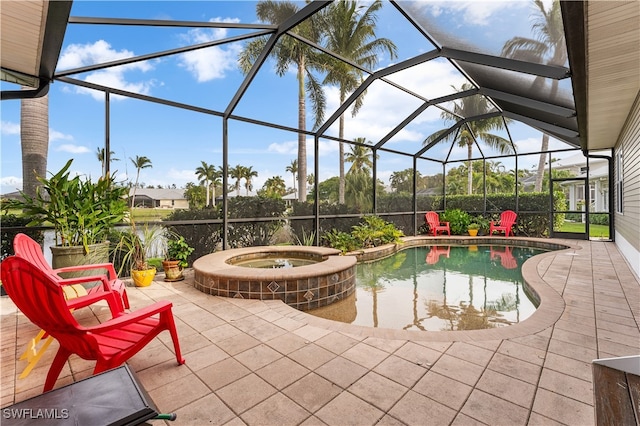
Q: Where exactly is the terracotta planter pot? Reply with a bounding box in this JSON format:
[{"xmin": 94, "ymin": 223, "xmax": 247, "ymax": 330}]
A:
[
  {"xmin": 131, "ymin": 268, "xmax": 156, "ymax": 287},
  {"xmin": 162, "ymin": 260, "xmax": 184, "ymax": 282}
]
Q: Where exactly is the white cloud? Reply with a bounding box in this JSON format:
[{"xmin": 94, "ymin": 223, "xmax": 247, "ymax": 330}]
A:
[
  {"xmin": 167, "ymin": 168, "xmax": 199, "ymax": 183},
  {"xmin": 322, "ymin": 62, "xmax": 465, "ymax": 144},
  {"xmin": 178, "ymin": 18, "xmax": 243, "ymax": 82},
  {"xmin": 514, "ymin": 136, "xmax": 542, "ymax": 153},
  {"xmin": 58, "ymin": 40, "xmax": 152, "ymax": 72},
  {"xmin": 267, "ymin": 138, "xmax": 338, "ymax": 157},
  {"xmin": 1, "ymin": 121, "xmax": 20, "ymax": 135},
  {"xmin": 419, "ymin": 1, "xmax": 525, "ymax": 26},
  {"xmin": 55, "ymin": 144, "xmax": 91, "ymax": 154},
  {"xmin": 49, "ymin": 129, "xmax": 74, "ymax": 143},
  {"xmin": 267, "ymin": 140, "xmax": 297, "ymax": 155},
  {"xmin": 0, "ymin": 176, "xmax": 22, "ymax": 194},
  {"xmin": 58, "ymin": 40, "xmax": 156, "ymax": 100}
]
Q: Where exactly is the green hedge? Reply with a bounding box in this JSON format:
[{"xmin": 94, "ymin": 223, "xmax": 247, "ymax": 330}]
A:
[
  {"xmin": 1, "ymin": 214, "xmax": 44, "ymax": 260},
  {"xmin": 163, "ymin": 196, "xmax": 287, "ymax": 256}
]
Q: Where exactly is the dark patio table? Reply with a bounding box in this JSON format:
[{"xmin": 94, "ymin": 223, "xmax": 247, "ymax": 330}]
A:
[{"xmin": 1, "ymin": 365, "xmax": 160, "ymax": 426}]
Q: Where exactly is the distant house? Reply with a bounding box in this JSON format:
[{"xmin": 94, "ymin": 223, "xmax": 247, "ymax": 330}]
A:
[
  {"xmin": 553, "ymin": 152, "xmax": 609, "ymax": 212},
  {"xmin": 0, "ymin": 191, "xmax": 23, "ymax": 201},
  {"xmin": 128, "ymin": 188, "xmax": 188, "ymax": 209}
]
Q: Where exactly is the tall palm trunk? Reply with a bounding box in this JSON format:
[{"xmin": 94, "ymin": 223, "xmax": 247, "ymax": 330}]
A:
[
  {"xmin": 534, "ymin": 78, "xmax": 559, "ymax": 192},
  {"xmin": 20, "ymin": 91, "xmax": 49, "ymax": 198},
  {"xmin": 132, "ymin": 170, "xmax": 141, "ymax": 208},
  {"xmin": 297, "ymin": 56, "xmax": 307, "ymax": 202},
  {"xmin": 467, "ymin": 139, "xmax": 473, "ymax": 195},
  {"xmin": 338, "ymin": 91, "xmax": 346, "ymax": 204}
]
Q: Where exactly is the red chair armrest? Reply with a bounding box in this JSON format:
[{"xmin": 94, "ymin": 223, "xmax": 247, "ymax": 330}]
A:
[
  {"xmin": 66, "ymin": 290, "xmax": 124, "ymax": 316},
  {"xmin": 85, "ymin": 301, "xmax": 174, "ymax": 332},
  {"xmin": 56, "ymin": 274, "xmax": 113, "ymax": 292},
  {"xmin": 54, "ymin": 263, "xmax": 118, "ymax": 280}
]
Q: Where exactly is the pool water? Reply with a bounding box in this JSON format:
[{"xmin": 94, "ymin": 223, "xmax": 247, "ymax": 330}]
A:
[
  {"xmin": 308, "ymin": 245, "xmax": 548, "ymax": 331},
  {"xmin": 232, "ymin": 257, "xmax": 317, "ymax": 269}
]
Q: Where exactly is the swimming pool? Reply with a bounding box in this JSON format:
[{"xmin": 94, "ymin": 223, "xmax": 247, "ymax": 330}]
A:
[{"xmin": 308, "ymin": 245, "xmax": 548, "ymax": 331}]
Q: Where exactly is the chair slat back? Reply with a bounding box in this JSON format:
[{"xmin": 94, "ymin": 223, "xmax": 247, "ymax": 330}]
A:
[
  {"xmin": 0, "ymin": 257, "xmax": 97, "ymax": 357},
  {"xmin": 501, "ymin": 210, "xmax": 517, "ymax": 228},
  {"xmin": 13, "ymin": 233, "xmax": 55, "ymax": 274},
  {"xmin": 425, "ymin": 211, "xmax": 440, "ymax": 228}
]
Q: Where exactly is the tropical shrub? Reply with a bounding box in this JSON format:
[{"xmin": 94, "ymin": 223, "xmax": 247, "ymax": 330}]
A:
[
  {"xmin": 351, "ymin": 216, "xmax": 404, "ymax": 248},
  {"xmin": 165, "ymin": 235, "xmax": 195, "ymax": 268},
  {"xmin": 6, "ymin": 159, "xmax": 128, "ymax": 251},
  {"xmin": 322, "ymin": 229, "xmax": 359, "ymax": 254},
  {"xmin": 323, "ymin": 215, "xmax": 404, "ymax": 253},
  {"xmin": 440, "ymin": 209, "xmax": 472, "ymax": 235}
]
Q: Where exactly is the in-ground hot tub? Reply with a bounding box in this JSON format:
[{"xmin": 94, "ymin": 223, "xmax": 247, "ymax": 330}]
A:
[{"xmin": 193, "ymin": 246, "xmax": 357, "ymax": 311}]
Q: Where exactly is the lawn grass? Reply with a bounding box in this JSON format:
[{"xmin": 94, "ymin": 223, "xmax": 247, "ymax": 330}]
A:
[
  {"xmin": 559, "ymin": 222, "xmax": 609, "ymax": 238},
  {"xmin": 130, "ymin": 208, "xmax": 173, "ymax": 222}
]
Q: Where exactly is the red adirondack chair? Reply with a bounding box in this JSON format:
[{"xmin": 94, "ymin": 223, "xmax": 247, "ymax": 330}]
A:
[
  {"xmin": 1, "ymin": 256, "xmax": 185, "ymax": 392},
  {"xmin": 13, "ymin": 233, "xmax": 130, "ymax": 310},
  {"xmin": 490, "ymin": 210, "xmax": 517, "ymax": 237},
  {"xmin": 425, "ymin": 211, "xmax": 451, "ymax": 236},
  {"xmin": 490, "ymin": 246, "xmax": 518, "ymax": 269},
  {"xmin": 425, "ymin": 246, "xmax": 450, "ymax": 265}
]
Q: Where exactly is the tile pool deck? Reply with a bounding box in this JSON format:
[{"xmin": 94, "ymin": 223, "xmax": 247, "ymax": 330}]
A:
[{"xmin": 2, "ymin": 238, "xmax": 639, "ymax": 425}]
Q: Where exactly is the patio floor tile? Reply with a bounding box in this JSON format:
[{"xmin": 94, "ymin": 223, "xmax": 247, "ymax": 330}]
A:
[
  {"xmin": 475, "ymin": 369, "xmax": 536, "ymax": 408},
  {"xmin": 347, "ymin": 371, "xmax": 408, "ymax": 412},
  {"xmin": 216, "ymin": 373, "xmax": 278, "ymax": 415},
  {"xmin": 282, "ymin": 373, "xmax": 341, "ymax": 413},
  {"xmin": 388, "ymin": 390, "xmax": 457, "ymax": 426},
  {"xmin": 315, "ymin": 356, "xmax": 368, "ymax": 388},
  {"xmin": 412, "ymin": 371, "xmax": 472, "ymax": 411},
  {"xmin": 240, "ymin": 392, "xmax": 311, "ymax": 426},
  {"xmin": 315, "ymin": 391, "xmax": 385, "ymax": 426},
  {"xmin": 461, "ymin": 389, "xmax": 530, "ymax": 425},
  {"xmin": 373, "ymin": 354, "xmax": 429, "ymax": 388}
]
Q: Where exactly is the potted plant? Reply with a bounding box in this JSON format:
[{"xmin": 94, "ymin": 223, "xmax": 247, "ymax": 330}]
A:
[
  {"xmin": 7, "ymin": 159, "xmax": 128, "ymax": 273},
  {"xmin": 163, "ymin": 234, "xmax": 194, "ymax": 282},
  {"xmin": 468, "ymin": 223, "xmax": 480, "ymax": 236},
  {"xmin": 113, "ymin": 226, "xmax": 165, "ymax": 287}
]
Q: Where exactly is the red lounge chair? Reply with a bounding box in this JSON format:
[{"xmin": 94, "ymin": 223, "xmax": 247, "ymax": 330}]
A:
[
  {"xmin": 1, "ymin": 256, "xmax": 185, "ymax": 392},
  {"xmin": 425, "ymin": 211, "xmax": 451, "ymax": 236},
  {"xmin": 426, "ymin": 246, "xmax": 450, "ymax": 264},
  {"xmin": 490, "ymin": 246, "xmax": 518, "ymax": 269},
  {"xmin": 13, "ymin": 233, "xmax": 130, "ymax": 309},
  {"xmin": 490, "ymin": 210, "xmax": 517, "ymax": 237}
]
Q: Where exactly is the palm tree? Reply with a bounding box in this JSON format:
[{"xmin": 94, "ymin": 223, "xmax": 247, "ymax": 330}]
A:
[
  {"xmin": 238, "ymin": 1, "xmax": 327, "ymax": 203},
  {"xmin": 130, "ymin": 155, "xmax": 152, "ymax": 207},
  {"xmin": 389, "ymin": 168, "xmax": 419, "ymax": 194},
  {"xmin": 229, "ymin": 164, "xmax": 244, "ymax": 196},
  {"xmin": 502, "ymin": 0, "xmax": 566, "ymax": 192},
  {"xmin": 195, "ymin": 161, "xmax": 218, "ymax": 207},
  {"xmin": 424, "ymin": 83, "xmax": 513, "ymax": 194},
  {"xmin": 345, "ymin": 138, "xmax": 375, "ymax": 175},
  {"xmin": 261, "ymin": 176, "xmax": 287, "ymax": 198},
  {"xmin": 96, "ymin": 147, "xmax": 119, "ymax": 177},
  {"xmin": 243, "ymin": 165, "xmax": 258, "ymax": 195},
  {"xmin": 321, "ymin": 0, "xmax": 397, "ymax": 204},
  {"xmin": 20, "ymin": 92, "xmax": 49, "ymax": 198},
  {"xmin": 285, "ymin": 159, "xmax": 298, "ymax": 192}
]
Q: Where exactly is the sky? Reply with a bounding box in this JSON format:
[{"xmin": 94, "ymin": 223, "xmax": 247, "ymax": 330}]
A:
[{"xmin": 0, "ymin": 0, "xmax": 579, "ymax": 196}]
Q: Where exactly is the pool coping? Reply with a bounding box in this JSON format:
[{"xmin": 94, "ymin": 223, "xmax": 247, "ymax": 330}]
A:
[{"xmin": 260, "ymin": 236, "xmax": 579, "ymax": 342}]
